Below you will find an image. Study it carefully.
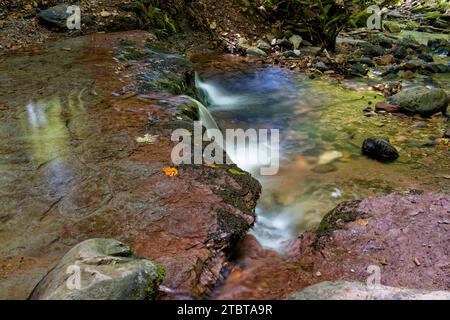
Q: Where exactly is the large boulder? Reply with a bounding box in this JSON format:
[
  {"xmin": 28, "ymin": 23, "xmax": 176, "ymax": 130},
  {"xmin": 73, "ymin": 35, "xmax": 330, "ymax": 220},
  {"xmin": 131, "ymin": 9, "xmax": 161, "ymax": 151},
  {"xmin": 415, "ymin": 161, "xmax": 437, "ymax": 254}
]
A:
[
  {"xmin": 289, "ymin": 281, "xmax": 450, "ymax": 300},
  {"xmin": 29, "ymin": 239, "xmax": 164, "ymax": 300},
  {"xmin": 389, "ymin": 87, "xmax": 448, "ymax": 117}
]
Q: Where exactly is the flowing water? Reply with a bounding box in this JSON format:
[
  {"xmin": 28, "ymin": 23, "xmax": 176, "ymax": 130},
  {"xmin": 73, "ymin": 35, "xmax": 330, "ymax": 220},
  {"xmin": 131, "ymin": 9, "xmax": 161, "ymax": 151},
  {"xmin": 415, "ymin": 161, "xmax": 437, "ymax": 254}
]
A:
[{"xmin": 194, "ymin": 54, "xmax": 450, "ymax": 251}]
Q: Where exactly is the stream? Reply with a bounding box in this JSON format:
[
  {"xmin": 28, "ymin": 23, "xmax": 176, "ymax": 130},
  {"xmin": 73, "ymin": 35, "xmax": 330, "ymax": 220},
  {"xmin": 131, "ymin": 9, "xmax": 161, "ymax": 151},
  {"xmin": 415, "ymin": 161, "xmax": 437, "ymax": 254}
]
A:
[{"xmin": 194, "ymin": 53, "xmax": 449, "ymax": 251}]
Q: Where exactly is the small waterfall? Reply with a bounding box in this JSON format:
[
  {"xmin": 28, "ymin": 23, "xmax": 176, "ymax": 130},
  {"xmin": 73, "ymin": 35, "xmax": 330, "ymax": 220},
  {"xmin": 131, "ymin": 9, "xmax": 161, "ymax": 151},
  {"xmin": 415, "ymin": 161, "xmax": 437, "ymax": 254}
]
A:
[
  {"xmin": 195, "ymin": 73, "xmax": 243, "ymax": 107},
  {"xmin": 180, "ymin": 95, "xmax": 220, "ymax": 132}
]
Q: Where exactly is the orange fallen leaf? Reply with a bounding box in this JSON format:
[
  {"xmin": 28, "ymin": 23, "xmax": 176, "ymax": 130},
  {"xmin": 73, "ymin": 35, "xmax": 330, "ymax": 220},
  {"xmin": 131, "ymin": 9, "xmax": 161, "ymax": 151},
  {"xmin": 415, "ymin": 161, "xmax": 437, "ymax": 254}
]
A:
[
  {"xmin": 204, "ymin": 163, "xmax": 218, "ymax": 169},
  {"xmin": 162, "ymin": 167, "xmax": 178, "ymax": 177},
  {"xmin": 229, "ymin": 266, "xmax": 243, "ymax": 281},
  {"xmin": 357, "ymin": 218, "xmax": 369, "ymax": 226}
]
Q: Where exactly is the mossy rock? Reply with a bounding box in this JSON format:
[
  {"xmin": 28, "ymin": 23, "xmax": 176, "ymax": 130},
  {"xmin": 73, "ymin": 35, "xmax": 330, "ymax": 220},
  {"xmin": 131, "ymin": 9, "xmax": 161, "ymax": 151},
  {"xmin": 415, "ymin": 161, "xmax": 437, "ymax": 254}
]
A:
[
  {"xmin": 29, "ymin": 239, "xmax": 165, "ymax": 300},
  {"xmin": 383, "ymin": 21, "xmax": 401, "ymax": 33}
]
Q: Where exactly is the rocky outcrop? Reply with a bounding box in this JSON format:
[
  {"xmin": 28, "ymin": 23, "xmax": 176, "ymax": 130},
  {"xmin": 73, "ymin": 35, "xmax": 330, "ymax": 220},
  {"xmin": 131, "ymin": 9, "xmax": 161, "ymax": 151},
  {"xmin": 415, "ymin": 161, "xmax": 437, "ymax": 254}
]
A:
[
  {"xmin": 389, "ymin": 87, "xmax": 448, "ymax": 117},
  {"xmin": 214, "ymin": 194, "xmax": 450, "ymax": 299},
  {"xmin": 29, "ymin": 239, "xmax": 164, "ymax": 300},
  {"xmin": 289, "ymin": 281, "xmax": 450, "ymax": 300},
  {"xmin": 0, "ymin": 32, "xmax": 260, "ymax": 300}
]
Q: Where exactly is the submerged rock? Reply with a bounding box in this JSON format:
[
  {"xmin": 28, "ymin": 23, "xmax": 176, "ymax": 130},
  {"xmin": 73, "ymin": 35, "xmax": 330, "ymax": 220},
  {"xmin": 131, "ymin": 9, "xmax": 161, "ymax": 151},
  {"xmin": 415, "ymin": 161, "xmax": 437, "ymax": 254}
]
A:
[
  {"xmin": 29, "ymin": 239, "xmax": 164, "ymax": 300},
  {"xmin": 289, "ymin": 281, "xmax": 450, "ymax": 300},
  {"xmin": 389, "ymin": 87, "xmax": 448, "ymax": 117},
  {"xmin": 362, "ymin": 137, "xmax": 399, "ymax": 162}
]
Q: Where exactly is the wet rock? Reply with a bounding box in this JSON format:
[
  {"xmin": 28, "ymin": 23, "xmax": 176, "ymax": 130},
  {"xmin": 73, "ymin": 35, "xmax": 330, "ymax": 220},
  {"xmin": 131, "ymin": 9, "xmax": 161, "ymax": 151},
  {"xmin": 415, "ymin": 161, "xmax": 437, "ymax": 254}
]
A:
[
  {"xmin": 369, "ymin": 34, "xmax": 394, "ymax": 48},
  {"xmin": 213, "ymin": 194, "xmax": 450, "ymax": 299},
  {"xmin": 360, "ymin": 43, "xmax": 385, "ymax": 57},
  {"xmin": 29, "ymin": 239, "xmax": 164, "ymax": 300},
  {"xmin": 362, "ymin": 137, "xmax": 399, "ymax": 162},
  {"xmin": 374, "ymin": 54, "xmax": 394, "ymax": 65},
  {"xmin": 283, "ymin": 50, "xmax": 301, "ymax": 58},
  {"xmin": 37, "ymin": 4, "xmax": 70, "ymax": 30},
  {"xmin": 355, "ymin": 57, "xmax": 375, "ymax": 67},
  {"xmin": 315, "ymin": 61, "xmax": 328, "ymax": 72},
  {"xmin": 256, "ymin": 39, "xmax": 271, "ymax": 52},
  {"xmin": 351, "ymin": 63, "xmax": 369, "ymax": 76},
  {"xmin": 375, "ymin": 102, "xmax": 400, "ymax": 113},
  {"xmin": 403, "ymin": 59, "xmax": 424, "ymax": 70},
  {"xmin": 423, "ymin": 63, "xmax": 450, "ymax": 74},
  {"xmin": 418, "ymin": 54, "xmax": 433, "ymax": 63},
  {"xmin": 237, "ymin": 37, "xmax": 250, "ymax": 51},
  {"xmin": 289, "ymin": 35, "xmax": 303, "ymax": 50},
  {"xmin": 318, "ymin": 151, "xmax": 343, "ymax": 165},
  {"xmin": 288, "ymin": 281, "xmax": 450, "ymax": 300},
  {"xmin": 389, "ymin": 87, "xmax": 448, "ymax": 117},
  {"xmin": 427, "ymin": 38, "xmax": 450, "ymax": 55},
  {"xmin": 246, "ymin": 46, "xmax": 267, "ymax": 57},
  {"xmin": 0, "ymin": 32, "xmax": 261, "ymax": 300},
  {"xmin": 276, "ymin": 38, "xmax": 293, "ymax": 50},
  {"xmin": 444, "ymin": 127, "xmax": 450, "ymax": 138},
  {"xmin": 393, "ymin": 46, "xmax": 407, "ymax": 59}
]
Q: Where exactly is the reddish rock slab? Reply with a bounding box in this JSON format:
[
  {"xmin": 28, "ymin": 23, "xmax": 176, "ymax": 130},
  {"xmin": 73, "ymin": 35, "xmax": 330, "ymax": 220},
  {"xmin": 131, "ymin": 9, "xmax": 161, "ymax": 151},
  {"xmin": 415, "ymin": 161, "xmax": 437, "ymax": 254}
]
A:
[
  {"xmin": 213, "ymin": 193, "xmax": 450, "ymax": 300},
  {"xmin": 375, "ymin": 101, "xmax": 401, "ymax": 113},
  {"xmin": 0, "ymin": 31, "xmax": 260, "ymax": 299}
]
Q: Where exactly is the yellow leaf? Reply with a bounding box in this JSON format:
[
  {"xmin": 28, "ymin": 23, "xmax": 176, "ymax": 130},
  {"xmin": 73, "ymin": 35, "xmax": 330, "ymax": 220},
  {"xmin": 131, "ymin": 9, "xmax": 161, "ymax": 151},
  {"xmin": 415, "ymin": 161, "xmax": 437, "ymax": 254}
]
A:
[
  {"xmin": 163, "ymin": 167, "xmax": 178, "ymax": 177},
  {"xmin": 357, "ymin": 218, "xmax": 369, "ymax": 226},
  {"xmin": 378, "ymin": 258, "xmax": 388, "ymax": 266}
]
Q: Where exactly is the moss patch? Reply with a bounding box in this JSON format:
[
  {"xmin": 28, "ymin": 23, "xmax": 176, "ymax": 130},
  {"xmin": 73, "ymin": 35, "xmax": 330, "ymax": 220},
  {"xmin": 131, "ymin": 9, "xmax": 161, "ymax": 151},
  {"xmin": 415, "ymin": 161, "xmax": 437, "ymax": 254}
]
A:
[{"xmin": 313, "ymin": 200, "xmax": 368, "ymax": 250}]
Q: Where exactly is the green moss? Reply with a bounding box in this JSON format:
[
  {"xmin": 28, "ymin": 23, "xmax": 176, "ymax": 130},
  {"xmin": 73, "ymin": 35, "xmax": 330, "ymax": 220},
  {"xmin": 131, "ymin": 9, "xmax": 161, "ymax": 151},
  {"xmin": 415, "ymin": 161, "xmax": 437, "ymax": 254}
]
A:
[
  {"xmin": 145, "ymin": 263, "xmax": 165, "ymax": 300},
  {"xmin": 424, "ymin": 12, "xmax": 443, "ymax": 20},
  {"xmin": 313, "ymin": 200, "xmax": 367, "ymax": 250}
]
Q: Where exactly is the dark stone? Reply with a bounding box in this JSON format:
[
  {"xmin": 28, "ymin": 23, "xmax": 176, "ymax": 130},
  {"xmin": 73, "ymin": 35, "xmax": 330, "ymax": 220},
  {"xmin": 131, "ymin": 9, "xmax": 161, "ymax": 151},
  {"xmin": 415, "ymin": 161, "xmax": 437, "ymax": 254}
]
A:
[
  {"xmin": 37, "ymin": 4, "xmax": 70, "ymax": 30},
  {"xmin": 360, "ymin": 43, "xmax": 385, "ymax": 57},
  {"xmin": 393, "ymin": 46, "xmax": 407, "ymax": 59},
  {"xmin": 418, "ymin": 54, "xmax": 434, "ymax": 62},
  {"xmin": 423, "ymin": 63, "xmax": 450, "ymax": 74},
  {"xmin": 276, "ymin": 38, "xmax": 293, "ymax": 50},
  {"xmin": 283, "ymin": 50, "xmax": 300, "ymax": 58},
  {"xmin": 315, "ymin": 61, "xmax": 328, "ymax": 72},
  {"xmin": 444, "ymin": 127, "xmax": 450, "ymax": 139},
  {"xmin": 356, "ymin": 57, "xmax": 375, "ymax": 67},
  {"xmin": 351, "ymin": 63, "xmax": 369, "ymax": 76},
  {"xmin": 362, "ymin": 137, "xmax": 399, "ymax": 162}
]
